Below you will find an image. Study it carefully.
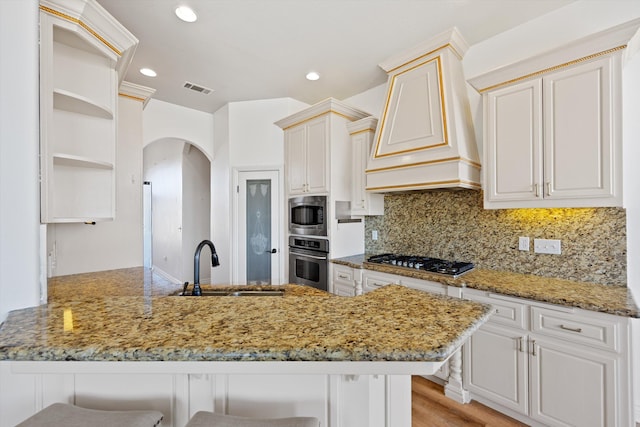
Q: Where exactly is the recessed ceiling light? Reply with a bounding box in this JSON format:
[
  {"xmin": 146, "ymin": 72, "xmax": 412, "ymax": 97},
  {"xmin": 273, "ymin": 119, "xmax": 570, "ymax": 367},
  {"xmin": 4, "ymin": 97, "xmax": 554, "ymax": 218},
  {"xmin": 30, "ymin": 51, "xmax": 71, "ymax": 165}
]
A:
[
  {"xmin": 306, "ymin": 71, "xmax": 320, "ymax": 81},
  {"xmin": 139, "ymin": 68, "xmax": 157, "ymax": 77},
  {"xmin": 175, "ymin": 6, "xmax": 197, "ymax": 22}
]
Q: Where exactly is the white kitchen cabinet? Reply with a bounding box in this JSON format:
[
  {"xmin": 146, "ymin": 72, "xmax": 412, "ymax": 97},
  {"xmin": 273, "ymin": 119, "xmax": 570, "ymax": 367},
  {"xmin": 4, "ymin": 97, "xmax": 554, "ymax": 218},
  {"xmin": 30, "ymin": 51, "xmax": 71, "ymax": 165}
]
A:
[
  {"xmin": 276, "ymin": 99, "xmax": 370, "ymax": 197},
  {"xmin": 462, "ymin": 288, "xmax": 632, "ymax": 427},
  {"xmin": 347, "ymin": 117, "xmax": 384, "ymax": 215},
  {"xmin": 331, "ymin": 263, "xmax": 358, "ymax": 296},
  {"xmin": 464, "ymin": 322, "xmax": 528, "ymax": 414},
  {"xmin": 468, "ymin": 20, "xmax": 640, "ymax": 209},
  {"xmin": 481, "ymin": 57, "xmax": 619, "ymax": 208},
  {"xmin": 283, "ymin": 116, "xmax": 328, "ymax": 195},
  {"xmin": 361, "ymin": 270, "xmax": 399, "ymax": 294},
  {"xmin": 399, "ymin": 276, "xmax": 447, "ymax": 296},
  {"xmin": 39, "ymin": 1, "xmax": 137, "ymax": 223}
]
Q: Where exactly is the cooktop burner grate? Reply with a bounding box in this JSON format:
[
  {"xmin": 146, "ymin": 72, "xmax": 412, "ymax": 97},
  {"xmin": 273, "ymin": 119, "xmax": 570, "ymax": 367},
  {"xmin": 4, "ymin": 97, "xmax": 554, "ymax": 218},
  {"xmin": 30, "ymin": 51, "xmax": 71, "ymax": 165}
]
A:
[{"xmin": 366, "ymin": 254, "xmax": 475, "ymax": 278}]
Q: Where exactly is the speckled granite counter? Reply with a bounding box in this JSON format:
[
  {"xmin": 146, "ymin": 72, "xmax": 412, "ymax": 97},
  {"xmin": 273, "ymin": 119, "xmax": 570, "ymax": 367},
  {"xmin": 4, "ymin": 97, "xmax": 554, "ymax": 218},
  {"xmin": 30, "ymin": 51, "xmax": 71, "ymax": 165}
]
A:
[
  {"xmin": 0, "ymin": 268, "xmax": 492, "ymax": 362},
  {"xmin": 332, "ymin": 255, "xmax": 640, "ymax": 318}
]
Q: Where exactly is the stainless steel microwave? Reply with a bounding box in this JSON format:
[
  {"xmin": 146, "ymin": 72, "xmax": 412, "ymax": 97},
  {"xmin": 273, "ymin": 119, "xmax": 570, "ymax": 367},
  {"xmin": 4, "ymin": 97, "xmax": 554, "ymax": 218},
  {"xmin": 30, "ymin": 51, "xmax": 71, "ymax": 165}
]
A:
[{"xmin": 288, "ymin": 195, "xmax": 327, "ymax": 236}]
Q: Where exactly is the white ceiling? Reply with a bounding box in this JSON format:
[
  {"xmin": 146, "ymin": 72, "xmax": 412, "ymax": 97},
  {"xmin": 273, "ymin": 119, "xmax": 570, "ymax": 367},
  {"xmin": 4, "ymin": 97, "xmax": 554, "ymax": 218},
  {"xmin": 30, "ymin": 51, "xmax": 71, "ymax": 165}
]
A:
[{"xmin": 98, "ymin": 0, "xmax": 576, "ymax": 114}]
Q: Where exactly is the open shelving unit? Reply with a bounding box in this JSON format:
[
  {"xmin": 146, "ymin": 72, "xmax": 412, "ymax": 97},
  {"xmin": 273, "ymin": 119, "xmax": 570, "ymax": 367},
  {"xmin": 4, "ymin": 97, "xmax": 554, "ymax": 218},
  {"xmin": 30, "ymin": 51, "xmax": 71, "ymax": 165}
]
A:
[{"xmin": 39, "ymin": 0, "xmax": 137, "ymax": 223}]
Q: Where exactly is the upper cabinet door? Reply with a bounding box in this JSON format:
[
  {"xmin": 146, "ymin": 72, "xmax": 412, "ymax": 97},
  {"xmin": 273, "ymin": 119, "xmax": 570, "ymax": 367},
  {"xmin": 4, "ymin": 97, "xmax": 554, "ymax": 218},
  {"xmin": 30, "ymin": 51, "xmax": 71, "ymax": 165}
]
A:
[
  {"xmin": 543, "ymin": 56, "xmax": 615, "ymax": 201},
  {"xmin": 305, "ymin": 116, "xmax": 329, "ymax": 194},
  {"xmin": 285, "ymin": 125, "xmax": 307, "ymax": 195},
  {"xmin": 485, "ymin": 79, "xmax": 543, "ymax": 204}
]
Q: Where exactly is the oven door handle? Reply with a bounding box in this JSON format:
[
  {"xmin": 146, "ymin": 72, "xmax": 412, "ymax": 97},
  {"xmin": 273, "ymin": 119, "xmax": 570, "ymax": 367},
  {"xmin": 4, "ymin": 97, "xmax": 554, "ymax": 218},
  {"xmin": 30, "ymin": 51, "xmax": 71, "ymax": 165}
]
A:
[{"xmin": 290, "ymin": 251, "xmax": 327, "ymax": 261}]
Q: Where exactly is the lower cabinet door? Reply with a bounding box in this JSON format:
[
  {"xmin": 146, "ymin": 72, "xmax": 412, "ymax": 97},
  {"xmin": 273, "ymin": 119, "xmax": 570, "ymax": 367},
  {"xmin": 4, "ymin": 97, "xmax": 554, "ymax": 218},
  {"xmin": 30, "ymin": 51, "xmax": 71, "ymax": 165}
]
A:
[
  {"xmin": 463, "ymin": 323, "xmax": 528, "ymax": 414},
  {"xmin": 529, "ymin": 336, "xmax": 616, "ymax": 427}
]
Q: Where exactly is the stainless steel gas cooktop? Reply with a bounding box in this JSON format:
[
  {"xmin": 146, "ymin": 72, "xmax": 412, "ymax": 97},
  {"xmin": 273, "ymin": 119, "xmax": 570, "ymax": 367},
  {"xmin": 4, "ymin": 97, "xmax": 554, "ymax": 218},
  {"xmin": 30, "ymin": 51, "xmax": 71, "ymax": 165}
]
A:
[{"xmin": 366, "ymin": 254, "xmax": 475, "ymax": 278}]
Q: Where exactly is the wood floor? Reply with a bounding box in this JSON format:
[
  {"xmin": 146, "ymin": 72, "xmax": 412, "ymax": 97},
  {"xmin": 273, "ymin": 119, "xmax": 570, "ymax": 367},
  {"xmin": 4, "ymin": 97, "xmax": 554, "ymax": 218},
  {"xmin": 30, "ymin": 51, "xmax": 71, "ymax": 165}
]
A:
[{"xmin": 412, "ymin": 376, "xmax": 528, "ymax": 427}]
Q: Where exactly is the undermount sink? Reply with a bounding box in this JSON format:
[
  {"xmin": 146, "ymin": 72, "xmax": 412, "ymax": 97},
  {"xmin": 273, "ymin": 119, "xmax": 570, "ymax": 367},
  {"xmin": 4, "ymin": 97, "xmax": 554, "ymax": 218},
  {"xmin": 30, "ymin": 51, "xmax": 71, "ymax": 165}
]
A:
[{"xmin": 177, "ymin": 289, "xmax": 285, "ymax": 297}]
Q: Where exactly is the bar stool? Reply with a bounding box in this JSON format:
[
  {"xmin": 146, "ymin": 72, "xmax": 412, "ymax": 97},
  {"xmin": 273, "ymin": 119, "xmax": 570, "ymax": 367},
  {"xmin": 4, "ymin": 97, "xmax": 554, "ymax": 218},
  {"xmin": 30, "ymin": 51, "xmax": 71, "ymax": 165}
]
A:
[
  {"xmin": 185, "ymin": 412, "xmax": 319, "ymax": 427},
  {"xmin": 15, "ymin": 403, "xmax": 164, "ymax": 427}
]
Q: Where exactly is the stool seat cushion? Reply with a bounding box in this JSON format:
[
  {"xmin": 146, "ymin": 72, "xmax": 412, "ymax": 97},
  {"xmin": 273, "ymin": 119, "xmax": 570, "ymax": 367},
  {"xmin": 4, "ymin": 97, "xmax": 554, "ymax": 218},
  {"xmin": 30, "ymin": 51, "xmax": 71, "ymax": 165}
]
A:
[
  {"xmin": 185, "ymin": 412, "xmax": 319, "ymax": 427},
  {"xmin": 16, "ymin": 403, "xmax": 164, "ymax": 427}
]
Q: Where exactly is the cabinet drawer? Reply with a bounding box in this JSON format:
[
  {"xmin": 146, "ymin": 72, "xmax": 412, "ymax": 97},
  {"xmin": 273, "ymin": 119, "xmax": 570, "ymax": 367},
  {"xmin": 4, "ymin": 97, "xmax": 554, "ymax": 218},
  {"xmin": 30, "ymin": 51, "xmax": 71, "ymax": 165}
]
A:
[
  {"xmin": 362, "ymin": 271, "xmax": 399, "ymax": 293},
  {"xmin": 463, "ymin": 290, "xmax": 527, "ymax": 330},
  {"xmin": 332, "ymin": 265, "xmax": 354, "ymax": 285},
  {"xmin": 531, "ymin": 307, "xmax": 618, "ymax": 352},
  {"xmin": 400, "ymin": 277, "xmax": 447, "ymax": 295}
]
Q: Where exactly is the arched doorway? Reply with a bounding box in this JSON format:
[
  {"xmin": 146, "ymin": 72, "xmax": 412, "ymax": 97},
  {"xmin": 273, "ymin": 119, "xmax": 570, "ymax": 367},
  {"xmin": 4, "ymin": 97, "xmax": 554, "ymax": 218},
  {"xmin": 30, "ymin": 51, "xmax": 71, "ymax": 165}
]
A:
[{"xmin": 143, "ymin": 138, "xmax": 211, "ymax": 284}]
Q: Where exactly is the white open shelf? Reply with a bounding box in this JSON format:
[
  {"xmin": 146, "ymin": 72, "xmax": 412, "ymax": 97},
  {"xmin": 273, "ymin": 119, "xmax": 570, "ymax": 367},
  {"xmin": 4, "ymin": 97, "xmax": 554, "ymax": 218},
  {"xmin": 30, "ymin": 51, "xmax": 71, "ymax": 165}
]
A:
[
  {"xmin": 52, "ymin": 153, "xmax": 113, "ymax": 170},
  {"xmin": 53, "ymin": 88, "xmax": 113, "ymax": 119}
]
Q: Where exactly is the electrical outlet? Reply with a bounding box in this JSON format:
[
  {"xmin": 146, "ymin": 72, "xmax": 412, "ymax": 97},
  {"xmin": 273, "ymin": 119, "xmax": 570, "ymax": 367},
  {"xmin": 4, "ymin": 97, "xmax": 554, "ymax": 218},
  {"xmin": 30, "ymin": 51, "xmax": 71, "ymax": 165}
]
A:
[
  {"xmin": 534, "ymin": 238, "xmax": 561, "ymax": 255},
  {"xmin": 518, "ymin": 236, "xmax": 530, "ymax": 251},
  {"xmin": 372, "ymin": 230, "xmax": 378, "ymax": 241}
]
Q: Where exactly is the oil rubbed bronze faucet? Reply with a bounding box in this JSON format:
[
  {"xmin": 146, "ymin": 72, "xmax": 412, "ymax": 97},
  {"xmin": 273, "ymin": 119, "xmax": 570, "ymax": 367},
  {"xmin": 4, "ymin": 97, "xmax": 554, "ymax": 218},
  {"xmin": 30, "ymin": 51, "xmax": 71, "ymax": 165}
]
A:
[{"xmin": 192, "ymin": 240, "xmax": 220, "ymax": 296}]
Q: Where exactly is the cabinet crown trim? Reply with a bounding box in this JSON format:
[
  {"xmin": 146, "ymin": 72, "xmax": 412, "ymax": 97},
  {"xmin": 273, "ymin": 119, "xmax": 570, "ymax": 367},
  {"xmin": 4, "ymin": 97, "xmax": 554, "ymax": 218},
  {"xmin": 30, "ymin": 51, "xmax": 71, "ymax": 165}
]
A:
[
  {"xmin": 378, "ymin": 26, "xmax": 469, "ymax": 72},
  {"xmin": 346, "ymin": 117, "xmax": 378, "ymax": 134},
  {"xmin": 274, "ymin": 98, "xmax": 370, "ymax": 130},
  {"xmin": 468, "ymin": 17, "xmax": 640, "ymax": 93}
]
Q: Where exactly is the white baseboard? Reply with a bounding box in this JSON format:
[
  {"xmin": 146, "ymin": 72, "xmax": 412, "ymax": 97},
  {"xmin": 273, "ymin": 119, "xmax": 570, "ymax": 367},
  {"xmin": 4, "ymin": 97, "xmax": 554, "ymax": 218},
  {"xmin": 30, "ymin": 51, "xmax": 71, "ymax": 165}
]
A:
[{"xmin": 151, "ymin": 266, "xmax": 182, "ymax": 284}]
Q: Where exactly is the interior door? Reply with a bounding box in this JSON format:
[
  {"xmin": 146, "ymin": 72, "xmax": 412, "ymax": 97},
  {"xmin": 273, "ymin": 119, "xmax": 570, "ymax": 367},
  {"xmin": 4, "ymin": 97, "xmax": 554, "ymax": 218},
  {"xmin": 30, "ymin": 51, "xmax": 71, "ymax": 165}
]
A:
[{"xmin": 236, "ymin": 170, "xmax": 280, "ymax": 285}]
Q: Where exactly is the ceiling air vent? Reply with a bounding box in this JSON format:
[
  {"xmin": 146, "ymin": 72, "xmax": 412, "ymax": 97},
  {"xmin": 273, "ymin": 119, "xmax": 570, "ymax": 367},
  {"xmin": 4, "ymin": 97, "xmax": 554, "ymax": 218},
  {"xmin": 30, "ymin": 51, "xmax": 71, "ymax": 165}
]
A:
[{"xmin": 183, "ymin": 81, "xmax": 213, "ymax": 95}]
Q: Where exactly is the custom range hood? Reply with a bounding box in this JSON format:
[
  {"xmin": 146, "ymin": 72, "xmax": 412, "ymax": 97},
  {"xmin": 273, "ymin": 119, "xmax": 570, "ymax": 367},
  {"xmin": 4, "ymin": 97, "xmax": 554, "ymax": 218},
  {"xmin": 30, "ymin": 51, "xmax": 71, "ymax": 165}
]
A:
[{"xmin": 366, "ymin": 28, "xmax": 480, "ymax": 192}]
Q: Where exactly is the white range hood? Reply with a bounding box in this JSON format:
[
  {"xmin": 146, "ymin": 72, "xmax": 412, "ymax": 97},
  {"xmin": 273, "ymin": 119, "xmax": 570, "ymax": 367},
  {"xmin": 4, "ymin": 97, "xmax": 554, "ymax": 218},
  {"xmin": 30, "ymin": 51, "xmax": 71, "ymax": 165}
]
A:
[{"xmin": 366, "ymin": 27, "xmax": 480, "ymax": 192}]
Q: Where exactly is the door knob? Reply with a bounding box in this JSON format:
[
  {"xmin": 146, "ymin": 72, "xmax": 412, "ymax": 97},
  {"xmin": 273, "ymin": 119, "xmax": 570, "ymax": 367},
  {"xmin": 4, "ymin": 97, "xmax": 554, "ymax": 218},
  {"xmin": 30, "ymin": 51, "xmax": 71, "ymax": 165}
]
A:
[{"xmin": 266, "ymin": 248, "xmax": 277, "ymax": 254}]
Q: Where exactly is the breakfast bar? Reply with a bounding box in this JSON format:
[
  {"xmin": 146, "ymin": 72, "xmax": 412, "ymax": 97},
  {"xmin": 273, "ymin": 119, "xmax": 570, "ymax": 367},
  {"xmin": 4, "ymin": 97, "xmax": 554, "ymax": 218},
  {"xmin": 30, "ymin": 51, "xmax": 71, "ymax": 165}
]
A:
[{"xmin": 0, "ymin": 268, "xmax": 493, "ymax": 427}]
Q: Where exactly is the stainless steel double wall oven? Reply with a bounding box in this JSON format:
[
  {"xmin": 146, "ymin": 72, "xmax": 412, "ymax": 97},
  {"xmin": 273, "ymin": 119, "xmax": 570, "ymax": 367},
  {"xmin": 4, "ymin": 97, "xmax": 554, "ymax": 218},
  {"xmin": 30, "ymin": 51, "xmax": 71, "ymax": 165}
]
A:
[{"xmin": 288, "ymin": 195, "xmax": 328, "ymax": 291}]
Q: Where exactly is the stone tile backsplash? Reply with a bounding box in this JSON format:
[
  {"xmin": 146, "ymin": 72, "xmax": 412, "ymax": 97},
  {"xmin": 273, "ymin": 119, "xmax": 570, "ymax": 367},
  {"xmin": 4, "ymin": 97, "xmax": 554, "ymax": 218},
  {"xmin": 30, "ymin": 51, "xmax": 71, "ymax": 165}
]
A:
[{"xmin": 364, "ymin": 190, "xmax": 627, "ymax": 286}]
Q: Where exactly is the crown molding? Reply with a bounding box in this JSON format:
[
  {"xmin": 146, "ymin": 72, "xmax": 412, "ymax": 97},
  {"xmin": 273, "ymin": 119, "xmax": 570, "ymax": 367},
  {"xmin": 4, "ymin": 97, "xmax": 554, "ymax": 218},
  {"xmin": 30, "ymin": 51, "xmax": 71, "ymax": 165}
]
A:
[
  {"xmin": 378, "ymin": 27, "xmax": 469, "ymax": 73},
  {"xmin": 119, "ymin": 81, "xmax": 156, "ymax": 108},
  {"xmin": 468, "ymin": 17, "xmax": 640, "ymax": 93},
  {"xmin": 274, "ymin": 98, "xmax": 371, "ymax": 130}
]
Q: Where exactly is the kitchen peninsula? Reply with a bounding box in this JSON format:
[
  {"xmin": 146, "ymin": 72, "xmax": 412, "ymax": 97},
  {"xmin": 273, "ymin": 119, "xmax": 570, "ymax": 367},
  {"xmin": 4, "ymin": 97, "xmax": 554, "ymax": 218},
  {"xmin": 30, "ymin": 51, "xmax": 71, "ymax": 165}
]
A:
[{"xmin": 0, "ymin": 268, "xmax": 492, "ymax": 427}]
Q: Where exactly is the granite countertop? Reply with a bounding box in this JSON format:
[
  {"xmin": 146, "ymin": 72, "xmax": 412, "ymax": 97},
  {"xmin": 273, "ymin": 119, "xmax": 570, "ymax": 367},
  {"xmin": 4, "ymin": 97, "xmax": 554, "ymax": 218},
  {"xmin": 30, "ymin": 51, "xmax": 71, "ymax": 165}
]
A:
[
  {"xmin": 332, "ymin": 255, "xmax": 640, "ymax": 318},
  {"xmin": 0, "ymin": 268, "xmax": 493, "ymax": 362}
]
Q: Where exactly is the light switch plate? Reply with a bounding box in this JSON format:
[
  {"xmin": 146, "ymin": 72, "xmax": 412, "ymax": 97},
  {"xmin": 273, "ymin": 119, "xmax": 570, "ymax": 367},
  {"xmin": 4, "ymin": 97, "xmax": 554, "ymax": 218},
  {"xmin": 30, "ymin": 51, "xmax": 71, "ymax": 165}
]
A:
[
  {"xmin": 534, "ymin": 238, "xmax": 561, "ymax": 255},
  {"xmin": 518, "ymin": 236, "xmax": 530, "ymax": 251},
  {"xmin": 372, "ymin": 230, "xmax": 378, "ymax": 241}
]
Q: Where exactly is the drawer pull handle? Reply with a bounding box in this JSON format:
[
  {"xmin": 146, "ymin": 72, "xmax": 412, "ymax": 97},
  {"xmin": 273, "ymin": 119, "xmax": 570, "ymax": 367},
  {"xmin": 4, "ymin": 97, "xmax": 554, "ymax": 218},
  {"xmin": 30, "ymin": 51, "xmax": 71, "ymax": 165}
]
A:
[
  {"xmin": 534, "ymin": 184, "xmax": 539, "ymax": 197},
  {"xmin": 518, "ymin": 337, "xmax": 524, "ymax": 352},
  {"xmin": 530, "ymin": 339, "xmax": 537, "ymax": 356},
  {"xmin": 560, "ymin": 324, "xmax": 583, "ymax": 333},
  {"xmin": 338, "ymin": 274, "xmax": 349, "ymax": 279}
]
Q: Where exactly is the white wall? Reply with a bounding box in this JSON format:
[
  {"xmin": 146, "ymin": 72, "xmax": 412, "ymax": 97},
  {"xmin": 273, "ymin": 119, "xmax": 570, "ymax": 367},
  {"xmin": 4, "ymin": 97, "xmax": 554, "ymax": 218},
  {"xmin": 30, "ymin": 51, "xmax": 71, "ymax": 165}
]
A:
[
  {"xmin": 182, "ymin": 143, "xmax": 211, "ymax": 283},
  {"xmin": 49, "ymin": 96, "xmax": 145, "ymax": 276},
  {"xmin": 143, "ymin": 139, "xmax": 185, "ymax": 283},
  {"xmin": 623, "ymin": 43, "xmax": 640, "ymax": 425},
  {"xmin": 343, "ymin": 84, "xmax": 387, "ymax": 120},
  {"xmin": 0, "ymin": 0, "xmax": 41, "ymax": 322},
  {"xmin": 143, "ymin": 99, "xmax": 214, "ymax": 158},
  {"xmin": 211, "ymin": 105, "xmax": 231, "ymax": 284}
]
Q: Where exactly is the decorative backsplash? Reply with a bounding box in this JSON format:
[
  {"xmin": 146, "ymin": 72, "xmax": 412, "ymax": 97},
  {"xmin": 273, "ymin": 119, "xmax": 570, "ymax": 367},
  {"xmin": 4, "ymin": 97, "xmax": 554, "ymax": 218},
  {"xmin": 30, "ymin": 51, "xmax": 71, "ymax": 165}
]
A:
[{"xmin": 364, "ymin": 190, "xmax": 627, "ymax": 286}]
